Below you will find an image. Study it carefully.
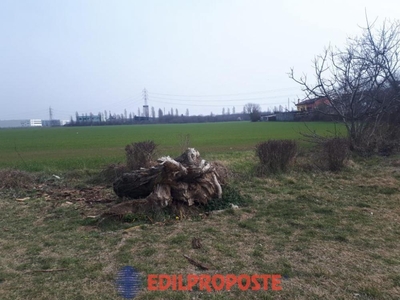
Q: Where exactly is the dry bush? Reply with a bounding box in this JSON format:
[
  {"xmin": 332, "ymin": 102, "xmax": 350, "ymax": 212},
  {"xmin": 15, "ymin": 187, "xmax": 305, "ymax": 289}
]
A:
[
  {"xmin": 178, "ymin": 133, "xmax": 191, "ymax": 153},
  {"xmin": 322, "ymin": 137, "xmax": 350, "ymax": 171},
  {"xmin": 0, "ymin": 169, "xmax": 35, "ymax": 189},
  {"xmin": 89, "ymin": 163, "xmax": 129, "ymax": 185},
  {"xmin": 255, "ymin": 140, "xmax": 298, "ymax": 174},
  {"xmin": 294, "ymin": 153, "xmax": 320, "ymax": 173},
  {"xmin": 358, "ymin": 122, "xmax": 400, "ymax": 156},
  {"xmin": 125, "ymin": 140, "xmax": 157, "ymax": 170}
]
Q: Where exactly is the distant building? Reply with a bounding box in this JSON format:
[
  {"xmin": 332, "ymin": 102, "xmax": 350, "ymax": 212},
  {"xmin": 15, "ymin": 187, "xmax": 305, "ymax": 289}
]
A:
[
  {"xmin": 260, "ymin": 114, "xmax": 276, "ymax": 121},
  {"xmin": 0, "ymin": 119, "xmax": 42, "ymax": 128},
  {"xmin": 134, "ymin": 116, "xmax": 149, "ymax": 121},
  {"xmin": 76, "ymin": 114, "xmax": 102, "ymax": 123},
  {"xmin": 276, "ymin": 112, "xmax": 296, "ymax": 121},
  {"xmin": 25, "ymin": 119, "xmax": 42, "ymax": 127},
  {"xmin": 295, "ymin": 97, "xmax": 330, "ymax": 111},
  {"xmin": 42, "ymin": 119, "xmax": 61, "ymax": 127}
]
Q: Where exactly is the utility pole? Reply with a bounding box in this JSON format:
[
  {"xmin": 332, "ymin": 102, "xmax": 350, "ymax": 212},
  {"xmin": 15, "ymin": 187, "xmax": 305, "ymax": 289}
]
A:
[
  {"xmin": 49, "ymin": 106, "xmax": 53, "ymax": 127},
  {"xmin": 142, "ymin": 88, "xmax": 149, "ymax": 118}
]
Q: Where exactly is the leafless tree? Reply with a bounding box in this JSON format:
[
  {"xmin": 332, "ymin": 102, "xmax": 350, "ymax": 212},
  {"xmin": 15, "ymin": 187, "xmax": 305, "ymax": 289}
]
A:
[
  {"xmin": 290, "ymin": 17, "xmax": 400, "ymax": 152},
  {"xmin": 244, "ymin": 103, "xmax": 262, "ymax": 122}
]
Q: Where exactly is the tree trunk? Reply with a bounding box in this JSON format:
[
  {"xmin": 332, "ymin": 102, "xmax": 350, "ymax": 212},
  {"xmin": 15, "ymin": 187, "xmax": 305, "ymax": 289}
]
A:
[{"xmin": 112, "ymin": 148, "xmax": 228, "ymax": 208}]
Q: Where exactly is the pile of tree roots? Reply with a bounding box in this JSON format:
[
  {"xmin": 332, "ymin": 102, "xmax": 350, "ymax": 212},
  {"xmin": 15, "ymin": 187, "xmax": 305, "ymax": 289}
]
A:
[{"xmin": 113, "ymin": 148, "xmax": 228, "ymax": 209}]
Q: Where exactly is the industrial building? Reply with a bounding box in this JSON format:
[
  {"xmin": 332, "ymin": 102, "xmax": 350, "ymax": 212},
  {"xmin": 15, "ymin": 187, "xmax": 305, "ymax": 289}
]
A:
[
  {"xmin": 0, "ymin": 119, "xmax": 69, "ymax": 128},
  {"xmin": 0, "ymin": 119, "xmax": 42, "ymax": 128}
]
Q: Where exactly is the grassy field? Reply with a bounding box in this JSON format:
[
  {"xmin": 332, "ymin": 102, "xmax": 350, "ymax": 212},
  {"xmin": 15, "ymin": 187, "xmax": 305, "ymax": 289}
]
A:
[
  {"xmin": 0, "ymin": 122, "xmax": 341, "ymax": 171},
  {"xmin": 1, "ymin": 121, "xmax": 399, "ymax": 299}
]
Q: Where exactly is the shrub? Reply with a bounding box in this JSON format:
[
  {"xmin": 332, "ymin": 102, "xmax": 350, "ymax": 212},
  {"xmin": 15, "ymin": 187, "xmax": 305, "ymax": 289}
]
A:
[
  {"xmin": 362, "ymin": 122, "xmax": 400, "ymax": 156},
  {"xmin": 0, "ymin": 169, "xmax": 35, "ymax": 189},
  {"xmin": 255, "ymin": 140, "xmax": 298, "ymax": 174},
  {"xmin": 125, "ymin": 140, "xmax": 157, "ymax": 170},
  {"xmin": 322, "ymin": 137, "xmax": 349, "ymax": 171}
]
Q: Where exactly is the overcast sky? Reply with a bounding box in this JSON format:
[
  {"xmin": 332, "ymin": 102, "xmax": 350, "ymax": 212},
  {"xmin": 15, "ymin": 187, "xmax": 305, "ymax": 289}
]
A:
[{"xmin": 1, "ymin": 0, "xmax": 399, "ymax": 120}]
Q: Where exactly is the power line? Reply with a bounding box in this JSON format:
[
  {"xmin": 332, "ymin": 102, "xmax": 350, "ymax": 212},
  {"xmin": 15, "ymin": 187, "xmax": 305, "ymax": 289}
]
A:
[
  {"xmin": 148, "ymin": 93, "xmax": 299, "ymax": 105},
  {"xmin": 150, "ymin": 99, "xmax": 296, "ymax": 107},
  {"xmin": 148, "ymin": 87, "xmax": 300, "ymax": 98}
]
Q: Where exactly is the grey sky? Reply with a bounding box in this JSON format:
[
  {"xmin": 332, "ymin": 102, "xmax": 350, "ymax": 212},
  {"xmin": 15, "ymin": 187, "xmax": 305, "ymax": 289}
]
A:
[{"xmin": 1, "ymin": 0, "xmax": 399, "ymax": 120}]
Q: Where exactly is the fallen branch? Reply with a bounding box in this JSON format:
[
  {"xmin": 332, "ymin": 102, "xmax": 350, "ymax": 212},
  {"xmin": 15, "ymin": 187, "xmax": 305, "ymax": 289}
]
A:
[{"xmin": 183, "ymin": 254, "xmax": 209, "ymax": 270}]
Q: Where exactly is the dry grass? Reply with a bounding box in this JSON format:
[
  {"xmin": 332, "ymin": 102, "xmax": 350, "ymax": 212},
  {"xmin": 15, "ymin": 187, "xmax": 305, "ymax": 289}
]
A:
[
  {"xmin": 1, "ymin": 152, "xmax": 400, "ymax": 299},
  {"xmin": 125, "ymin": 140, "xmax": 157, "ymax": 171},
  {"xmin": 255, "ymin": 140, "xmax": 298, "ymax": 174},
  {"xmin": 0, "ymin": 169, "xmax": 35, "ymax": 189}
]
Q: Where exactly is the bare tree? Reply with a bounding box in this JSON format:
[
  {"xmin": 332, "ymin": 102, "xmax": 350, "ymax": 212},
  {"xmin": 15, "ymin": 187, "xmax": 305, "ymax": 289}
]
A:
[
  {"xmin": 290, "ymin": 17, "xmax": 400, "ymax": 152},
  {"xmin": 244, "ymin": 103, "xmax": 262, "ymax": 122}
]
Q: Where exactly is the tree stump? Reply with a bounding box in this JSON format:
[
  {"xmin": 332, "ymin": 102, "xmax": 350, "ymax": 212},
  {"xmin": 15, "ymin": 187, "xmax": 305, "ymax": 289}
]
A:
[{"xmin": 112, "ymin": 148, "xmax": 228, "ymax": 208}]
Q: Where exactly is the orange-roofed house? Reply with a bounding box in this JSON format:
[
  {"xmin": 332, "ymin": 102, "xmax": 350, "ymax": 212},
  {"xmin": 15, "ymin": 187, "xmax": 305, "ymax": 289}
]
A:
[{"xmin": 295, "ymin": 97, "xmax": 330, "ymax": 111}]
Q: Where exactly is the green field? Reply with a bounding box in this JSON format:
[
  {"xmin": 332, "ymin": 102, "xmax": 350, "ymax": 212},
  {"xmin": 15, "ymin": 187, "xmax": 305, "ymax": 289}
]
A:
[
  {"xmin": 1, "ymin": 121, "xmax": 400, "ymax": 299},
  {"xmin": 0, "ymin": 122, "xmax": 342, "ymax": 171}
]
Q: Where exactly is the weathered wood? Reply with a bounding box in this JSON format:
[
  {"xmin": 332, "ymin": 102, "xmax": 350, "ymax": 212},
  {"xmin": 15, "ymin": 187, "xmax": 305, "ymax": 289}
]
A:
[
  {"xmin": 113, "ymin": 166, "xmax": 161, "ymax": 198},
  {"xmin": 146, "ymin": 184, "xmax": 172, "ymax": 207},
  {"xmin": 112, "ymin": 148, "xmax": 228, "ymax": 208}
]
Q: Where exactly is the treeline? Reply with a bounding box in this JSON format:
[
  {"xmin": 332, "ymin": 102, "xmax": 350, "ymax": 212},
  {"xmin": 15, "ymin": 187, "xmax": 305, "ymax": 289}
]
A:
[{"xmin": 66, "ymin": 113, "xmax": 251, "ymax": 126}]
